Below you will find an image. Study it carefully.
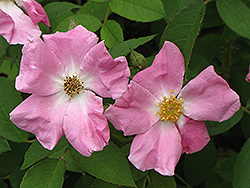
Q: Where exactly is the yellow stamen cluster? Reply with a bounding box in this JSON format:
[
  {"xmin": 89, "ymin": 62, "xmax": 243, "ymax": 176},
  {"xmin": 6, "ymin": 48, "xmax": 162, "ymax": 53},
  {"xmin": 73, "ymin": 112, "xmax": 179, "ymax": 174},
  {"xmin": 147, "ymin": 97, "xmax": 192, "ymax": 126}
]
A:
[
  {"xmin": 156, "ymin": 93, "xmax": 184, "ymax": 123},
  {"xmin": 63, "ymin": 75, "xmax": 84, "ymax": 98}
]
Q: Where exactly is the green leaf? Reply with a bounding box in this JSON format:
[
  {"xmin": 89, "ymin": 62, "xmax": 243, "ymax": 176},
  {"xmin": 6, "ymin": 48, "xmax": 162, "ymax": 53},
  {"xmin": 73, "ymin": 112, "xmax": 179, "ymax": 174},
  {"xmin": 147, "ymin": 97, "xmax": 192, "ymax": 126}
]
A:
[
  {"xmin": 21, "ymin": 137, "xmax": 68, "ymax": 170},
  {"xmin": 109, "ymin": 34, "xmax": 157, "ymax": 58},
  {"xmin": 216, "ymin": 0, "xmax": 250, "ymax": 40},
  {"xmin": 8, "ymin": 45, "xmax": 22, "ymax": 68},
  {"xmin": 160, "ymin": 2, "xmax": 205, "ymax": 65},
  {"xmin": 109, "ymin": 0, "xmax": 165, "ymax": 22},
  {"xmin": 0, "ymin": 36, "xmax": 8, "ymax": 67},
  {"xmin": 91, "ymin": 179, "xmax": 117, "ymax": 188},
  {"xmin": 101, "ymin": 20, "xmax": 124, "ymax": 48},
  {"xmin": 49, "ymin": 148, "xmax": 84, "ymax": 173},
  {"xmin": 0, "ymin": 142, "xmax": 29, "ymax": 177},
  {"xmin": 161, "ymin": 0, "xmax": 202, "ymax": 23},
  {"xmin": 184, "ymin": 140, "xmax": 217, "ymax": 186},
  {"xmin": 214, "ymin": 156, "xmax": 237, "ymax": 182},
  {"xmin": 206, "ymin": 109, "xmax": 244, "ymax": 136},
  {"xmin": 0, "ymin": 180, "xmax": 7, "ymax": 188},
  {"xmin": 77, "ymin": 1, "xmax": 110, "ymax": 21},
  {"xmin": 0, "ymin": 136, "xmax": 11, "ymax": 154},
  {"xmin": 233, "ymin": 138, "xmax": 250, "ymax": 188},
  {"xmin": 56, "ymin": 14, "xmax": 102, "ymax": 32},
  {"xmin": 20, "ymin": 159, "xmax": 66, "ymax": 188},
  {"xmin": 74, "ymin": 174, "xmax": 95, "ymax": 188},
  {"xmin": 149, "ymin": 170, "xmax": 176, "ymax": 188},
  {"xmin": 44, "ymin": 2, "xmax": 80, "ymax": 18},
  {"xmin": 0, "ymin": 77, "xmax": 29, "ymax": 142},
  {"xmin": 69, "ymin": 142, "xmax": 136, "ymax": 187},
  {"xmin": 0, "ymin": 59, "xmax": 19, "ymax": 81},
  {"xmin": 9, "ymin": 166, "xmax": 26, "ymax": 188}
]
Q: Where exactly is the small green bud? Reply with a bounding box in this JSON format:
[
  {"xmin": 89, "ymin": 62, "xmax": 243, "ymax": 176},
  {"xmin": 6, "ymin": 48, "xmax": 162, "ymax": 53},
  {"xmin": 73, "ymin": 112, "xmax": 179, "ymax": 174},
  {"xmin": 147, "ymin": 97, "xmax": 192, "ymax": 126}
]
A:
[{"xmin": 130, "ymin": 49, "xmax": 147, "ymax": 70}]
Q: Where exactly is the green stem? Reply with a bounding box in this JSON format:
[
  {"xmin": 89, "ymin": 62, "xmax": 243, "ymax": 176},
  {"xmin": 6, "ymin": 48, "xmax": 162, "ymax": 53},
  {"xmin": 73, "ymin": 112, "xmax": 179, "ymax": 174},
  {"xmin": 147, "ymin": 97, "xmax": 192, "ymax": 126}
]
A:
[
  {"xmin": 25, "ymin": 138, "xmax": 36, "ymax": 143},
  {"xmin": 102, "ymin": 1, "xmax": 111, "ymax": 26},
  {"xmin": 175, "ymin": 174, "xmax": 193, "ymax": 188},
  {"xmin": 241, "ymin": 106, "xmax": 250, "ymax": 115},
  {"xmin": 204, "ymin": 0, "xmax": 214, "ymax": 5}
]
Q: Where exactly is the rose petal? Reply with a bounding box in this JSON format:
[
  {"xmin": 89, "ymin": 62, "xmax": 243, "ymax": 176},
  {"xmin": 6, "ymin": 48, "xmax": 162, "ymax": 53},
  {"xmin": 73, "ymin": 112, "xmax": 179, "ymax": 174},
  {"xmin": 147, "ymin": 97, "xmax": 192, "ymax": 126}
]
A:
[
  {"xmin": 176, "ymin": 116, "xmax": 210, "ymax": 154},
  {"xmin": 15, "ymin": 0, "xmax": 50, "ymax": 26},
  {"xmin": 246, "ymin": 65, "xmax": 250, "ymax": 83},
  {"xmin": 179, "ymin": 66, "xmax": 240, "ymax": 122},
  {"xmin": 0, "ymin": 1, "xmax": 41, "ymax": 44},
  {"xmin": 128, "ymin": 121, "xmax": 182, "ymax": 176},
  {"xmin": 105, "ymin": 81, "xmax": 159, "ymax": 136},
  {"xmin": 64, "ymin": 90, "xmax": 109, "ymax": 157},
  {"xmin": 0, "ymin": 10, "xmax": 14, "ymax": 43},
  {"xmin": 9, "ymin": 92, "xmax": 68, "ymax": 150},
  {"xmin": 81, "ymin": 41, "xmax": 130, "ymax": 99},
  {"xmin": 43, "ymin": 25, "xmax": 98, "ymax": 73},
  {"xmin": 133, "ymin": 41, "xmax": 185, "ymax": 99},
  {"xmin": 16, "ymin": 37, "xmax": 64, "ymax": 96}
]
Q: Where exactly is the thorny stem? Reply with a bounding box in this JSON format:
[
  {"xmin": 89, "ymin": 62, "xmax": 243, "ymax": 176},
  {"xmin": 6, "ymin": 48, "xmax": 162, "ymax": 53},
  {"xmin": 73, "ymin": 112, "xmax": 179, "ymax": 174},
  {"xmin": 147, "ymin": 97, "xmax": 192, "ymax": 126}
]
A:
[
  {"xmin": 241, "ymin": 105, "xmax": 250, "ymax": 115},
  {"xmin": 204, "ymin": 0, "xmax": 214, "ymax": 5},
  {"xmin": 102, "ymin": 0, "xmax": 111, "ymax": 26},
  {"xmin": 175, "ymin": 174, "xmax": 193, "ymax": 188}
]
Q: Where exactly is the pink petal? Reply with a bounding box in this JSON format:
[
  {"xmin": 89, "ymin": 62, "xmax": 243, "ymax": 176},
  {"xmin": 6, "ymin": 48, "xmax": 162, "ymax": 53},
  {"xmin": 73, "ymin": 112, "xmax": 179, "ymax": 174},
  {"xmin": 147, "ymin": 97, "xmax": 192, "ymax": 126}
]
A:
[
  {"xmin": 246, "ymin": 65, "xmax": 250, "ymax": 83},
  {"xmin": 81, "ymin": 41, "xmax": 130, "ymax": 99},
  {"xmin": 176, "ymin": 116, "xmax": 210, "ymax": 154},
  {"xmin": 16, "ymin": 0, "xmax": 50, "ymax": 26},
  {"xmin": 128, "ymin": 121, "xmax": 182, "ymax": 176},
  {"xmin": 105, "ymin": 81, "xmax": 159, "ymax": 136},
  {"xmin": 64, "ymin": 91, "xmax": 109, "ymax": 157},
  {"xmin": 179, "ymin": 66, "xmax": 240, "ymax": 122},
  {"xmin": 133, "ymin": 41, "xmax": 185, "ymax": 99},
  {"xmin": 0, "ymin": 9, "xmax": 14, "ymax": 43},
  {"xmin": 16, "ymin": 37, "xmax": 64, "ymax": 96},
  {"xmin": 9, "ymin": 93, "xmax": 68, "ymax": 150},
  {"xmin": 43, "ymin": 25, "xmax": 98, "ymax": 71},
  {"xmin": 0, "ymin": 1, "xmax": 41, "ymax": 44}
]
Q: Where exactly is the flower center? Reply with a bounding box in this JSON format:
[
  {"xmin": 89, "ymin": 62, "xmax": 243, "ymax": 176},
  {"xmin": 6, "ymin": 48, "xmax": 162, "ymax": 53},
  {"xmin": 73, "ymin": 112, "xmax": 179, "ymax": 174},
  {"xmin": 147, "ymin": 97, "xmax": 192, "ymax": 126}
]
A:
[
  {"xmin": 63, "ymin": 75, "xmax": 84, "ymax": 98},
  {"xmin": 155, "ymin": 91, "xmax": 184, "ymax": 123}
]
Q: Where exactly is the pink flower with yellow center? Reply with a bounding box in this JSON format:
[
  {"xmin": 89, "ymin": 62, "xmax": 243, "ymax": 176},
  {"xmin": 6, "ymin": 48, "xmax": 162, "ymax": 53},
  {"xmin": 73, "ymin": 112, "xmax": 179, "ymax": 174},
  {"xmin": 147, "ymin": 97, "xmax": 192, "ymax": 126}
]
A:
[
  {"xmin": 9, "ymin": 25, "xmax": 130, "ymax": 157},
  {"xmin": 0, "ymin": 0, "xmax": 50, "ymax": 44},
  {"xmin": 105, "ymin": 41, "xmax": 240, "ymax": 176}
]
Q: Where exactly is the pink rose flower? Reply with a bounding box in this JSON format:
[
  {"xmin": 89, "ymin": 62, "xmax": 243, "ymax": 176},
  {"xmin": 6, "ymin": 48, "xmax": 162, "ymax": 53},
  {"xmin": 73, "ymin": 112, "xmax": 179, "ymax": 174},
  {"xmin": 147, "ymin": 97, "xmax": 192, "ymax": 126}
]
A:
[
  {"xmin": 0, "ymin": 0, "xmax": 50, "ymax": 44},
  {"xmin": 246, "ymin": 65, "xmax": 250, "ymax": 83},
  {"xmin": 105, "ymin": 41, "xmax": 240, "ymax": 176},
  {"xmin": 9, "ymin": 25, "xmax": 130, "ymax": 157}
]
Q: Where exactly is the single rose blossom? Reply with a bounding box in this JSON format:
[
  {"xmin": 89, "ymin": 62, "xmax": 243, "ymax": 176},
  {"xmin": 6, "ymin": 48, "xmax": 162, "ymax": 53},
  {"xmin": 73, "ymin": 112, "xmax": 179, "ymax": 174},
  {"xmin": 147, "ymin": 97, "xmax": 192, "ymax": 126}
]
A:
[
  {"xmin": 9, "ymin": 25, "xmax": 130, "ymax": 157},
  {"xmin": 105, "ymin": 41, "xmax": 240, "ymax": 176},
  {"xmin": 0, "ymin": 0, "xmax": 50, "ymax": 44},
  {"xmin": 246, "ymin": 65, "xmax": 250, "ymax": 83}
]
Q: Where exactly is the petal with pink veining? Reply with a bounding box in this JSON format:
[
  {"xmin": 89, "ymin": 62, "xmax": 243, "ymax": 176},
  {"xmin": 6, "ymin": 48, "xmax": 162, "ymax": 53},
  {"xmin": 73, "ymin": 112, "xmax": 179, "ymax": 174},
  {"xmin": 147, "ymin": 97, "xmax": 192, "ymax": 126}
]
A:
[
  {"xmin": 0, "ymin": 1, "xmax": 41, "ymax": 44},
  {"xmin": 105, "ymin": 81, "xmax": 159, "ymax": 136},
  {"xmin": 0, "ymin": 10, "xmax": 14, "ymax": 43},
  {"xmin": 64, "ymin": 91, "xmax": 109, "ymax": 157},
  {"xmin": 16, "ymin": 37, "xmax": 64, "ymax": 96},
  {"xmin": 16, "ymin": 0, "xmax": 50, "ymax": 26},
  {"xmin": 133, "ymin": 41, "xmax": 185, "ymax": 99},
  {"xmin": 128, "ymin": 121, "xmax": 182, "ymax": 176},
  {"xmin": 43, "ymin": 25, "xmax": 98, "ymax": 71},
  {"xmin": 176, "ymin": 116, "xmax": 210, "ymax": 154},
  {"xmin": 179, "ymin": 66, "xmax": 240, "ymax": 122},
  {"xmin": 81, "ymin": 41, "xmax": 130, "ymax": 99},
  {"xmin": 9, "ymin": 92, "xmax": 68, "ymax": 150}
]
